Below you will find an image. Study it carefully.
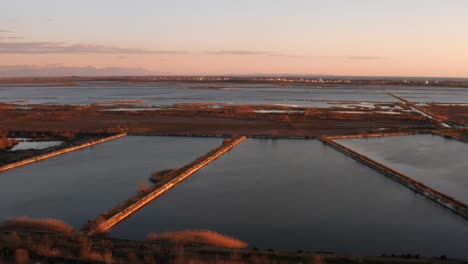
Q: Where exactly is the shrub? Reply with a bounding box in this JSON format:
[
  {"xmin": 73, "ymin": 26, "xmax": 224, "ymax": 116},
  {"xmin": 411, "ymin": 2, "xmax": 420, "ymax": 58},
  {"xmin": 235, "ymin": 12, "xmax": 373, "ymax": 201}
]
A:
[
  {"xmin": 0, "ymin": 137, "xmax": 18, "ymax": 150},
  {"xmin": 2, "ymin": 232, "xmax": 22, "ymax": 250},
  {"xmin": 137, "ymin": 181, "xmax": 151, "ymax": 193},
  {"xmin": 150, "ymin": 169, "xmax": 174, "ymax": 183},
  {"xmin": 104, "ymin": 249, "xmax": 113, "ymax": 264},
  {"xmin": 33, "ymin": 235, "xmax": 58, "ymax": 257},
  {"xmin": 311, "ymin": 255, "xmax": 326, "ymax": 264},
  {"xmin": 143, "ymin": 252, "xmax": 155, "ymax": 264},
  {"xmin": 79, "ymin": 236, "xmax": 92, "ymax": 259},
  {"xmin": 146, "ymin": 230, "xmax": 247, "ymax": 249},
  {"xmin": 78, "ymin": 236, "xmax": 106, "ymax": 262},
  {"xmin": 127, "ymin": 251, "xmax": 139, "ymax": 263}
]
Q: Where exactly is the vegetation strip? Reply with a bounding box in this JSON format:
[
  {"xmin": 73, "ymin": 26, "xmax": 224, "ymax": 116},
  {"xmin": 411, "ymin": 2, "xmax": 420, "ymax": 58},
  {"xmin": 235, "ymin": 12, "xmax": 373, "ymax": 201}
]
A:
[
  {"xmin": 325, "ymin": 131, "xmax": 416, "ymax": 140},
  {"xmin": 85, "ymin": 136, "xmax": 247, "ymax": 235},
  {"xmin": 320, "ymin": 136, "xmax": 468, "ymax": 219},
  {"xmin": 0, "ymin": 133, "xmax": 127, "ymax": 173},
  {"xmin": 4, "ymin": 230, "xmax": 460, "ymax": 264},
  {"xmin": 431, "ymin": 129, "xmax": 468, "ymax": 144}
]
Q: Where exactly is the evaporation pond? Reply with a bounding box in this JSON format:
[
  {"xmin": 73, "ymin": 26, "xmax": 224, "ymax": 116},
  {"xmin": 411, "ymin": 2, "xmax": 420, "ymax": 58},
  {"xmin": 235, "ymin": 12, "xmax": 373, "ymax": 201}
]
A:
[
  {"xmin": 336, "ymin": 134, "xmax": 468, "ymax": 204},
  {"xmin": 110, "ymin": 139, "xmax": 468, "ymax": 257},
  {"xmin": 0, "ymin": 136, "xmax": 221, "ymax": 227}
]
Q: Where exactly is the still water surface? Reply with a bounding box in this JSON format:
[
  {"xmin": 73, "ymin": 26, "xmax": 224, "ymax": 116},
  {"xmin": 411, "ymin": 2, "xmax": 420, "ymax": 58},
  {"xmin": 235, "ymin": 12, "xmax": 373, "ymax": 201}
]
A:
[
  {"xmin": 2, "ymin": 83, "xmax": 467, "ymax": 106},
  {"xmin": 0, "ymin": 136, "xmax": 221, "ymax": 227},
  {"xmin": 110, "ymin": 139, "xmax": 468, "ymax": 257},
  {"xmin": 336, "ymin": 135, "xmax": 468, "ymax": 204}
]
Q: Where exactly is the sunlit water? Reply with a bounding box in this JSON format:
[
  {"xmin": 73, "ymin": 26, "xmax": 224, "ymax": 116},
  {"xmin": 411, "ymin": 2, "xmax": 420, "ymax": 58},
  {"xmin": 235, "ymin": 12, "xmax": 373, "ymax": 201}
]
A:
[
  {"xmin": 110, "ymin": 139, "xmax": 468, "ymax": 258},
  {"xmin": 0, "ymin": 136, "xmax": 221, "ymax": 227},
  {"xmin": 336, "ymin": 135, "xmax": 468, "ymax": 204}
]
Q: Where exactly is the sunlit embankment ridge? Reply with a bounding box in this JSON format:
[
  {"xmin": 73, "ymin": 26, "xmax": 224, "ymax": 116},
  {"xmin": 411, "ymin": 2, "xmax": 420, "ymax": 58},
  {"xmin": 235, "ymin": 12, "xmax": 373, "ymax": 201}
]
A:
[
  {"xmin": 320, "ymin": 135, "xmax": 468, "ymax": 219},
  {"xmin": 0, "ymin": 133, "xmax": 127, "ymax": 173}
]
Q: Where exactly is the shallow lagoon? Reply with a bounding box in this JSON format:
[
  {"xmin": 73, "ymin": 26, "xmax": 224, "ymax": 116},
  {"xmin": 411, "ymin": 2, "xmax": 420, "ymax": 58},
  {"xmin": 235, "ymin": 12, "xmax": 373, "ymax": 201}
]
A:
[
  {"xmin": 336, "ymin": 134, "xmax": 468, "ymax": 204},
  {"xmin": 0, "ymin": 83, "xmax": 398, "ymax": 106},
  {"xmin": 2, "ymin": 83, "xmax": 468, "ymax": 107},
  {"xmin": 0, "ymin": 136, "xmax": 221, "ymax": 227},
  {"xmin": 110, "ymin": 139, "xmax": 468, "ymax": 257}
]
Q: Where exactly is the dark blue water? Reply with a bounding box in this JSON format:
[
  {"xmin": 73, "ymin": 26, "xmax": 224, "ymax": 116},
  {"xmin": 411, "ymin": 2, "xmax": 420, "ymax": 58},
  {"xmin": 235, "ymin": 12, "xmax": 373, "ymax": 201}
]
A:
[
  {"xmin": 0, "ymin": 136, "xmax": 221, "ymax": 228},
  {"xmin": 336, "ymin": 135, "xmax": 468, "ymax": 204},
  {"xmin": 110, "ymin": 139, "xmax": 468, "ymax": 258}
]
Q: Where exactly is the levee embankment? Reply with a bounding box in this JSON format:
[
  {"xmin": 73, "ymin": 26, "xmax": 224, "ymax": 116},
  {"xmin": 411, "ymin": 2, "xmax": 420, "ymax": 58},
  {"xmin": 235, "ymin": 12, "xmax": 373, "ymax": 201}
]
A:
[
  {"xmin": 326, "ymin": 131, "xmax": 416, "ymax": 140},
  {"xmin": 0, "ymin": 133, "xmax": 127, "ymax": 173},
  {"xmin": 388, "ymin": 93, "xmax": 451, "ymax": 128},
  {"xmin": 320, "ymin": 136, "xmax": 468, "ymax": 219},
  {"xmin": 133, "ymin": 133, "xmax": 314, "ymax": 139},
  {"xmin": 431, "ymin": 129, "xmax": 468, "ymax": 144},
  {"xmin": 85, "ymin": 136, "xmax": 247, "ymax": 235},
  {"xmin": 328, "ymin": 130, "xmax": 466, "ymax": 144}
]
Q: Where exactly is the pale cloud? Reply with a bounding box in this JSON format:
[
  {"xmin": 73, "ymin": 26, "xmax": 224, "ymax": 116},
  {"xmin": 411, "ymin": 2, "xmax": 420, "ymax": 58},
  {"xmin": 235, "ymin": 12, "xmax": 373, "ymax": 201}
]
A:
[
  {"xmin": 207, "ymin": 50, "xmax": 278, "ymax": 56},
  {"xmin": 347, "ymin": 56, "xmax": 386, "ymax": 60},
  {"xmin": 0, "ymin": 42, "xmax": 188, "ymax": 54},
  {"xmin": 206, "ymin": 50, "xmax": 316, "ymax": 58},
  {"xmin": 206, "ymin": 50, "xmax": 355, "ymax": 59},
  {"xmin": 0, "ymin": 65, "xmax": 155, "ymax": 77}
]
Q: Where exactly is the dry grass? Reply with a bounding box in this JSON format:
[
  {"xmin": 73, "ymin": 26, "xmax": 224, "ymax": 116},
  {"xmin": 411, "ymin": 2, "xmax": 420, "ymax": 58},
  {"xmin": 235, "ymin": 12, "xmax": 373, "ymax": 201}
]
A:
[
  {"xmin": 1, "ymin": 217, "xmax": 74, "ymax": 233},
  {"xmin": 0, "ymin": 137, "xmax": 18, "ymax": 150},
  {"xmin": 33, "ymin": 235, "xmax": 60, "ymax": 257},
  {"xmin": 147, "ymin": 230, "xmax": 247, "ymax": 249},
  {"xmin": 15, "ymin": 249, "xmax": 30, "ymax": 264},
  {"xmin": 311, "ymin": 255, "xmax": 327, "ymax": 264}
]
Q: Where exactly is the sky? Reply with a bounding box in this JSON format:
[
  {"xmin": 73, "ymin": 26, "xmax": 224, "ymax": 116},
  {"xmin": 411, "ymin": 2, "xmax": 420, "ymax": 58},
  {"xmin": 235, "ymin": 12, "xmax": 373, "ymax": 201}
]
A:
[{"xmin": 1, "ymin": 0, "xmax": 467, "ymax": 77}]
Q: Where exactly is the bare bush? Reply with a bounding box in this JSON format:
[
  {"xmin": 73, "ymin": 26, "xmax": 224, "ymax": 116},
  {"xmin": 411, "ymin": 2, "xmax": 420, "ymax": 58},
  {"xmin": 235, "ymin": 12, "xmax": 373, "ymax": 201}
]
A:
[
  {"xmin": 126, "ymin": 251, "xmax": 139, "ymax": 263},
  {"xmin": 78, "ymin": 236, "xmax": 104, "ymax": 262},
  {"xmin": 0, "ymin": 135, "xmax": 18, "ymax": 150},
  {"xmin": 147, "ymin": 230, "xmax": 247, "ymax": 249},
  {"xmin": 104, "ymin": 249, "xmax": 113, "ymax": 264},
  {"xmin": 79, "ymin": 236, "xmax": 92, "ymax": 259},
  {"xmin": 137, "ymin": 181, "xmax": 151, "ymax": 193},
  {"xmin": 2, "ymin": 232, "xmax": 22, "ymax": 251},
  {"xmin": 143, "ymin": 252, "xmax": 155, "ymax": 264},
  {"xmin": 34, "ymin": 235, "xmax": 58, "ymax": 257}
]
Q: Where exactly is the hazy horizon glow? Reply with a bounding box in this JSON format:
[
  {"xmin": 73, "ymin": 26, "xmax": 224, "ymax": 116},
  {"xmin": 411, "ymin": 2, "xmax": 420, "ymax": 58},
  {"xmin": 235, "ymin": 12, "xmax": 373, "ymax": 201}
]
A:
[{"xmin": 1, "ymin": 0, "xmax": 468, "ymax": 77}]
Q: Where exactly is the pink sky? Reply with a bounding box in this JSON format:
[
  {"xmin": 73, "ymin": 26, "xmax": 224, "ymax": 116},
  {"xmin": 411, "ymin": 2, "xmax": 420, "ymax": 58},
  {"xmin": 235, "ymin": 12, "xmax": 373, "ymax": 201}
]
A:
[{"xmin": 1, "ymin": 1, "xmax": 467, "ymax": 77}]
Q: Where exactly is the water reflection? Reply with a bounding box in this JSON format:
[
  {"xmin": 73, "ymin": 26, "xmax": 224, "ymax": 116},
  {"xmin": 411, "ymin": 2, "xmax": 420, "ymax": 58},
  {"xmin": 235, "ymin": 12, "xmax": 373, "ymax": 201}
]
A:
[
  {"xmin": 110, "ymin": 139, "xmax": 468, "ymax": 257},
  {"xmin": 0, "ymin": 136, "xmax": 221, "ymax": 227},
  {"xmin": 336, "ymin": 135, "xmax": 468, "ymax": 204}
]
